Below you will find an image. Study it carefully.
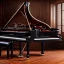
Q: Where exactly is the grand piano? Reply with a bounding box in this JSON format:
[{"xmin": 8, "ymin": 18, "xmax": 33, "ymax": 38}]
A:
[{"xmin": 0, "ymin": 1, "xmax": 62, "ymax": 58}]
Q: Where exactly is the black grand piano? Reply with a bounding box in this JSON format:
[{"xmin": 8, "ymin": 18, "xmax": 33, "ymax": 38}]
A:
[{"xmin": 0, "ymin": 2, "xmax": 62, "ymax": 58}]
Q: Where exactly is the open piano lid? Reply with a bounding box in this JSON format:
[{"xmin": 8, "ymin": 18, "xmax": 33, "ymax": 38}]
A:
[
  {"xmin": 2, "ymin": 1, "xmax": 59, "ymax": 32},
  {"xmin": 2, "ymin": 2, "xmax": 30, "ymax": 31},
  {"xmin": 2, "ymin": 1, "xmax": 51, "ymax": 30}
]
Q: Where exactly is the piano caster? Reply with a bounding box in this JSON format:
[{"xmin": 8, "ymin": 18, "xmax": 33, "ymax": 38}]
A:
[
  {"xmin": 26, "ymin": 58, "xmax": 29, "ymax": 60},
  {"xmin": 40, "ymin": 53, "xmax": 44, "ymax": 56},
  {"xmin": 26, "ymin": 55, "xmax": 30, "ymax": 59},
  {"xmin": 18, "ymin": 54, "xmax": 24, "ymax": 58}
]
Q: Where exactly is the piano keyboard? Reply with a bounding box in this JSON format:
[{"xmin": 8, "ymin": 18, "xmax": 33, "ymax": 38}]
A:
[
  {"xmin": 0, "ymin": 35, "xmax": 62, "ymax": 42},
  {"xmin": 0, "ymin": 35, "xmax": 26, "ymax": 41},
  {"xmin": 34, "ymin": 37, "xmax": 61, "ymax": 41}
]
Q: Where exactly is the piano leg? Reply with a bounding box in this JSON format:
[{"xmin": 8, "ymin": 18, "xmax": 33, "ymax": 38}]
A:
[
  {"xmin": 41, "ymin": 42, "xmax": 44, "ymax": 55},
  {"xmin": 26, "ymin": 42, "xmax": 30, "ymax": 59},
  {"xmin": 18, "ymin": 42, "xmax": 23, "ymax": 57},
  {"xmin": 10, "ymin": 43, "xmax": 13, "ymax": 58}
]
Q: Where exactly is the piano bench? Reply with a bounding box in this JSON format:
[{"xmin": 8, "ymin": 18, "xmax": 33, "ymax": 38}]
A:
[{"xmin": 0, "ymin": 41, "xmax": 13, "ymax": 59}]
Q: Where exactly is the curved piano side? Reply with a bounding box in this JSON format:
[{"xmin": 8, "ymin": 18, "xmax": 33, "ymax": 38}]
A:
[{"xmin": 24, "ymin": 2, "xmax": 51, "ymax": 29}]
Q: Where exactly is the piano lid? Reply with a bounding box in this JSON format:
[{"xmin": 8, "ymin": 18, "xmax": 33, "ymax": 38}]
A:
[{"xmin": 3, "ymin": 1, "xmax": 51, "ymax": 31}]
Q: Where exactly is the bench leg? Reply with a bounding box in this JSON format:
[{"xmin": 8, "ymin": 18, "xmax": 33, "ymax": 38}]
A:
[
  {"xmin": 7, "ymin": 46, "xmax": 9, "ymax": 59},
  {"xmin": 0, "ymin": 45, "xmax": 1, "ymax": 56},
  {"xmin": 10, "ymin": 43, "xmax": 13, "ymax": 58}
]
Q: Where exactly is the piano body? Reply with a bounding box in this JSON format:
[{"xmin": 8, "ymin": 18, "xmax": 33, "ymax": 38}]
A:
[{"xmin": 0, "ymin": 2, "xmax": 62, "ymax": 58}]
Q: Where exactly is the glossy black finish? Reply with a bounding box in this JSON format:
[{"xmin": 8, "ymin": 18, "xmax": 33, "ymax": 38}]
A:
[{"xmin": 0, "ymin": 1, "xmax": 62, "ymax": 58}]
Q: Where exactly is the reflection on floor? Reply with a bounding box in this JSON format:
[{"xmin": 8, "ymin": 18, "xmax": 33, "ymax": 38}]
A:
[{"xmin": 0, "ymin": 50, "xmax": 64, "ymax": 64}]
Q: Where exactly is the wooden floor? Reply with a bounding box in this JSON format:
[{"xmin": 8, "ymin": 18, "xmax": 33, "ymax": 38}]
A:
[{"xmin": 0, "ymin": 50, "xmax": 64, "ymax": 64}]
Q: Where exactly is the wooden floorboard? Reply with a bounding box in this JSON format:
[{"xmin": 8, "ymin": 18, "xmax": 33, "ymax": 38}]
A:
[{"xmin": 0, "ymin": 50, "xmax": 64, "ymax": 64}]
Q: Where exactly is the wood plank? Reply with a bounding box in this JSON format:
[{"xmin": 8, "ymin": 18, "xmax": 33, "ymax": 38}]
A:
[{"xmin": 0, "ymin": 50, "xmax": 64, "ymax": 64}]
